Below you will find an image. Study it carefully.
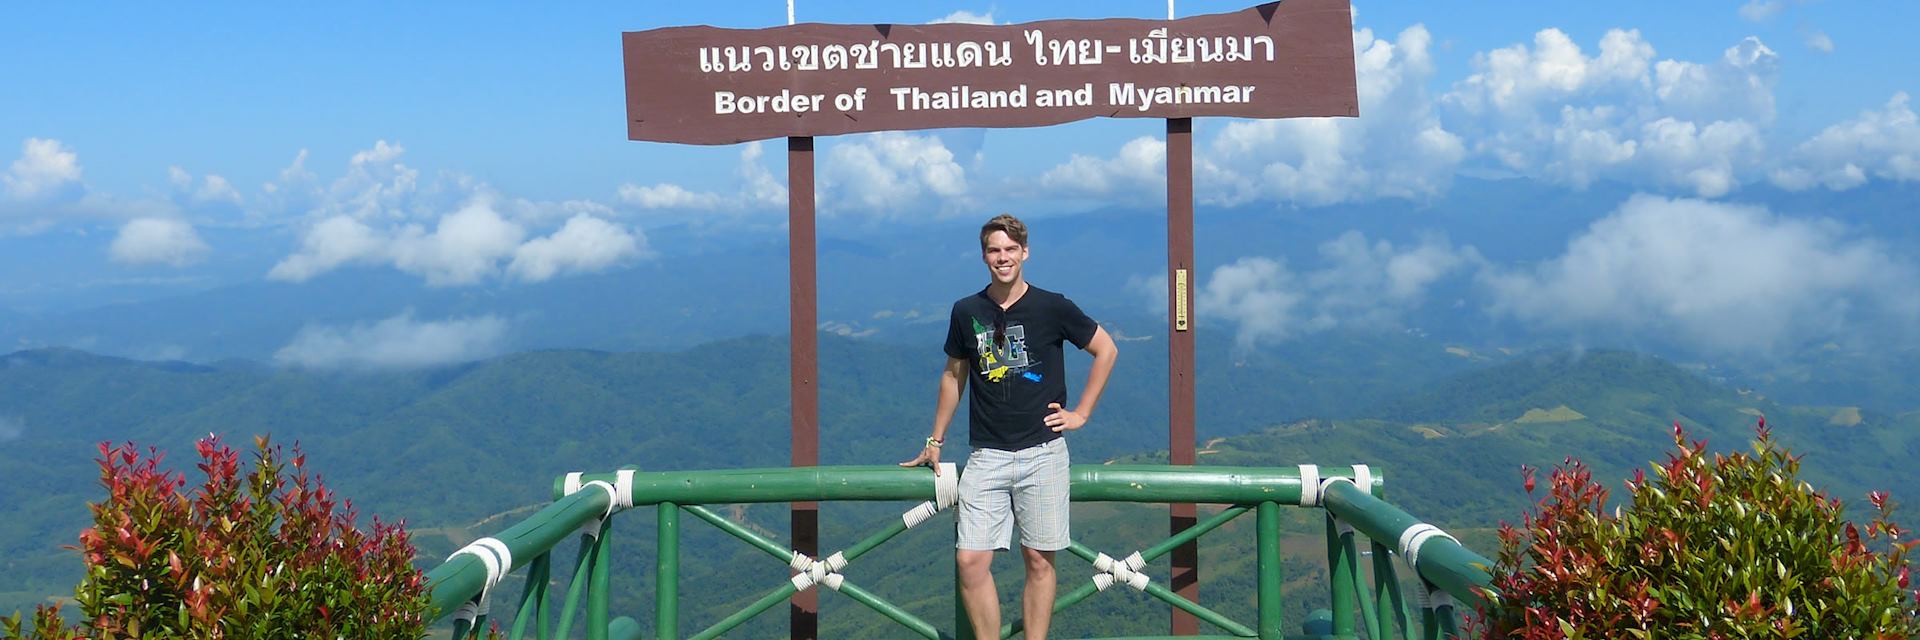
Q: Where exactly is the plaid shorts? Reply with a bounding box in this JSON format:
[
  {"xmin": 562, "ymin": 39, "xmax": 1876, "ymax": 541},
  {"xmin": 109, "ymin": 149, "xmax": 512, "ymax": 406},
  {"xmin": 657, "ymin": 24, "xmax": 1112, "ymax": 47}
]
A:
[{"xmin": 956, "ymin": 437, "xmax": 1070, "ymax": 552}]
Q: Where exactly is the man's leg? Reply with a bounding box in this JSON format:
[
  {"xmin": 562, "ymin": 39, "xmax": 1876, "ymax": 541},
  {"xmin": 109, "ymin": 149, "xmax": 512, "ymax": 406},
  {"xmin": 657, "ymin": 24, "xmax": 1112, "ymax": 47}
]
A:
[
  {"xmin": 1020, "ymin": 546, "xmax": 1058, "ymax": 639},
  {"xmin": 956, "ymin": 447, "xmax": 1015, "ymax": 640},
  {"xmin": 957, "ymin": 549, "xmax": 1000, "ymax": 639},
  {"xmin": 1011, "ymin": 438, "xmax": 1072, "ymax": 639}
]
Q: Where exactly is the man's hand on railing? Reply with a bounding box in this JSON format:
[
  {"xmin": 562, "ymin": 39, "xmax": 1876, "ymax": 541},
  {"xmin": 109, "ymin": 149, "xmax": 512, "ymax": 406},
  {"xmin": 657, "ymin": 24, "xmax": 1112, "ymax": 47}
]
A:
[{"xmin": 898, "ymin": 443, "xmax": 943, "ymax": 475}]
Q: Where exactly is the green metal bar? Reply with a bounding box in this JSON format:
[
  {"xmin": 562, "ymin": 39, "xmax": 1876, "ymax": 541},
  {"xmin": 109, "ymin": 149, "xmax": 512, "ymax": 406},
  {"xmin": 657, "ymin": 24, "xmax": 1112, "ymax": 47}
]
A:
[
  {"xmin": 554, "ymin": 530, "xmax": 601, "ymax": 640},
  {"xmin": 1061, "ymin": 541, "xmax": 1258, "ymax": 638},
  {"xmin": 610, "ymin": 616, "xmax": 645, "ymax": 640},
  {"xmin": 682, "ymin": 504, "xmax": 793, "ymax": 560},
  {"xmin": 558, "ymin": 465, "xmax": 1379, "ymax": 506},
  {"xmin": 1437, "ymin": 606, "xmax": 1461, "ymax": 639},
  {"xmin": 1140, "ymin": 504, "xmax": 1251, "ymax": 562},
  {"xmin": 1419, "ymin": 605, "xmax": 1439, "ymax": 640},
  {"xmin": 839, "ymin": 516, "xmax": 913, "ymax": 562},
  {"xmin": 1370, "ymin": 539, "xmax": 1410, "ymax": 640},
  {"xmin": 831, "ymin": 580, "xmax": 945, "ymax": 640},
  {"xmin": 658, "ymin": 503, "xmax": 679, "ymax": 640},
  {"xmin": 1000, "ymin": 508, "xmax": 1250, "ymax": 638},
  {"xmin": 427, "ymin": 486, "xmax": 616, "ymax": 621},
  {"xmin": 1319, "ymin": 481, "xmax": 1494, "ymax": 610},
  {"xmin": 510, "ymin": 553, "xmax": 551, "ymax": 640},
  {"xmin": 1257, "ymin": 502, "xmax": 1283, "ymax": 640},
  {"xmin": 451, "ymin": 617, "xmax": 472, "ymax": 639},
  {"xmin": 686, "ymin": 503, "xmax": 941, "ymax": 638},
  {"xmin": 1141, "ymin": 578, "xmax": 1258, "ymax": 638},
  {"xmin": 1324, "ymin": 515, "xmax": 1356, "ymax": 638},
  {"xmin": 588, "ymin": 519, "xmax": 613, "ymax": 640},
  {"xmin": 690, "ymin": 582, "xmax": 800, "ymax": 640},
  {"xmin": 1346, "ymin": 531, "xmax": 1380, "ymax": 640}
]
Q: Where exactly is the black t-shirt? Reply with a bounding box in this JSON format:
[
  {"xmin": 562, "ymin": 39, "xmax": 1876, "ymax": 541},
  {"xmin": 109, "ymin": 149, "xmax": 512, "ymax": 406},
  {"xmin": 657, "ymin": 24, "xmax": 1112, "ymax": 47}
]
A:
[{"xmin": 944, "ymin": 285, "xmax": 1099, "ymax": 450}]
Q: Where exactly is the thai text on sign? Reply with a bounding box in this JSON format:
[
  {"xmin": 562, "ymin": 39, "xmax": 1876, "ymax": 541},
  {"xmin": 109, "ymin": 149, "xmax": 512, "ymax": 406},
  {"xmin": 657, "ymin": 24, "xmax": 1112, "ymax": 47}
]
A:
[{"xmin": 623, "ymin": 0, "xmax": 1358, "ymax": 144}]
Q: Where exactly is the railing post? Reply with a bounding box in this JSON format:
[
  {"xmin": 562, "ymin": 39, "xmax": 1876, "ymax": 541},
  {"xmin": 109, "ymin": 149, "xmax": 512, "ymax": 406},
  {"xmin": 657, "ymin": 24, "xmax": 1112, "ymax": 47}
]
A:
[
  {"xmin": 659, "ymin": 503, "xmax": 679, "ymax": 640},
  {"xmin": 510, "ymin": 553, "xmax": 552, "ymax": 640},
  {"xmin": 1257, "ymin": 501, "xmax": 1284, "ymax": 640},
  {"xmin": 1370, "ymin": 539, "xmax": 1412, "ymax": 640},
  {"xmin": 589, "ymin": 519, "xmax": 614, "ymax": 640},
  {"xmin": 1325, "ymin": 514, "xmax": 1356, "ymax": 638}
]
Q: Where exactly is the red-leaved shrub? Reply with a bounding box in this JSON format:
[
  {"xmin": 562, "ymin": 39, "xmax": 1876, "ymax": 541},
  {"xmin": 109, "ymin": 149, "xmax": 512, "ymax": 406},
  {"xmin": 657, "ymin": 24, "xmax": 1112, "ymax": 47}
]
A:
[
  {"xmin": 1474, "ymin": 418, "xmax": 1920, "ymax": 638},
  {"xmin": 4, "ymin": 435, "xmax": 432, "ymax": 639}
]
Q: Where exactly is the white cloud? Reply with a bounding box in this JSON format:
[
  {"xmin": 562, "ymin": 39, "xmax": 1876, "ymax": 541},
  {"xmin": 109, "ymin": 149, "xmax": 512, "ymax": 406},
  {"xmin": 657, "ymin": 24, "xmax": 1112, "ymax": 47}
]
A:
[
  {"xmin": 1109, "ymin": 23, "xmax": 1465, "ymax": 207},
  {"xmin": 1481, "ymin": 195, "xmax": 1919, "ymax": 353},
  {"xmin": 1739, "ymin": 0, "xmax": 1787, "ymax": 21},
  {"xmin": 616, "ymin": 141, "xmax": 786, "ymax": 215},
  {"xmin": 1141, "ymin": 232, "xmax": 1478, "ymax": 350},
  {"xmin": 1446, "ymin": 28, "xmax": 1653, "ymax": 117},
  {"xmin": 110, "ymin": 218, "xmax": 210, "ymax": 267},
  {"xmin": 930, "ymin": 10, "xmax": 995, "ymax": 25},
  {"xmin": 269, "ymin": 215, "xmax": 386, "ymax": 281},
  {"xmin": 1442, "ymin": 30, "xmax": 1777, "ymax": 197},
  {"xmin": 274, "ymin": 311, "xmax": 509, "ymax": 370},
  {"xmin": 1770, "ymin": 92, "xmax": 1920, "ymax": 191},
  {"xmin": 2, "ymin": 138, "xmax": 84, "ymax": 201},
  {"xmin": 820, "ymin": 131, "xmax": 970, "ymax": 215},
  {"xmin": 1652, "ymin": 37, "xmax": 1778, "ymax": 124},
  {"xmin": 0, "ymin": 415, "xmax": 22, "ymax": 442},
  {"xmin": 388, "ymin": 200, "xmax": 526, "ymax": 286},
  {"xmin": 509, "ymin": 214, "xmax": 647, "ymax": 282},
  {"xmin": 1039, "ymin": 136, "xmax": 1166, "ymax": 200},
  {"xmin": 267, "ymin": 142, "xmax": 653, "ymax": 284},
  {"xmin": 618, "ymin": 183, "xmax": 725, "ymax": 210},
  {"xmin": 1803, "ymin": 29, "xmax": 1834, "ymax": 53},
  {"xmin": 168, "ymin": 166, "xmax": 242, "ymax": 209}
]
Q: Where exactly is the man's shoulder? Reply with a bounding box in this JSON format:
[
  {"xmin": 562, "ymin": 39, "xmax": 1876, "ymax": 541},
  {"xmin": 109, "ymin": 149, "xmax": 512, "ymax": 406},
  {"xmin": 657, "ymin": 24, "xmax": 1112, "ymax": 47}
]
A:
[
  {"xmin": 949, "ymin": 289, "xmax": 989, "ymax": 311},
  {"xmin": 1024, "ymin": 285, "xmax": 1076, "ymax": 308}
]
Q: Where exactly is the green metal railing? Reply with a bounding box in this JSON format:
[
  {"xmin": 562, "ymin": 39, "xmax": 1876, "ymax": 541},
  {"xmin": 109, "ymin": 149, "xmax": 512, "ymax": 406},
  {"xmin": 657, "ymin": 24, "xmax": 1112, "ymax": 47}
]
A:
[{"xmin": 425, "ymin": 464, "xmax": 1495, "ymax": 639}]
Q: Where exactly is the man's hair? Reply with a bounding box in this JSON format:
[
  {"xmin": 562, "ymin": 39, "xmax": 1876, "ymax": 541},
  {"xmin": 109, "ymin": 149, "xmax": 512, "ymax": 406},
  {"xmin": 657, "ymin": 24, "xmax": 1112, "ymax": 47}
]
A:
[{"xmin": 980, "ymin": 214, "xmax": 1028, "ymax": 249}]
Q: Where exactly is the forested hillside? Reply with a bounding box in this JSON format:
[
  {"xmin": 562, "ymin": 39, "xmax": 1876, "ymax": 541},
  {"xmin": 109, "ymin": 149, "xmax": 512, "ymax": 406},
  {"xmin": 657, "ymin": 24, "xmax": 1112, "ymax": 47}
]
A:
[{"xmin": 2, "ymin": 337, "xmax": 1912, "ymax": 637}]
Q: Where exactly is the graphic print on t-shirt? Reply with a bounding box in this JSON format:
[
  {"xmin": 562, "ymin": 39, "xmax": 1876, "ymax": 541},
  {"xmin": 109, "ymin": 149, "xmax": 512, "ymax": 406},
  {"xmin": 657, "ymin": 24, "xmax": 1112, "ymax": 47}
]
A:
[{"xmin": 969, "ymin": 316, "xmax": 1033, "ymax": 382}]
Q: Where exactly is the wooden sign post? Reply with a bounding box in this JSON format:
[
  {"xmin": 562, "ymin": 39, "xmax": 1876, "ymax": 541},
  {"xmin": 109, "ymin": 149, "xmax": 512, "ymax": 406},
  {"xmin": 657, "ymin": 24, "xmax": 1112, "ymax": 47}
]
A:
[{"xmin": 623, "ymin": 3, "xmax": 1357, "ymax": 637}]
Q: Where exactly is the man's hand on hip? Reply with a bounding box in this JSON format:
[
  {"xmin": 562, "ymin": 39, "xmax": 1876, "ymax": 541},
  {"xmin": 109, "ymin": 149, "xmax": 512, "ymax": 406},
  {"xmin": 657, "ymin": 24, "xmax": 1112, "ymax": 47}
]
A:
[{"xmin": 1045, "ymin": 402, "xmax": 1086, "ymax": 432}]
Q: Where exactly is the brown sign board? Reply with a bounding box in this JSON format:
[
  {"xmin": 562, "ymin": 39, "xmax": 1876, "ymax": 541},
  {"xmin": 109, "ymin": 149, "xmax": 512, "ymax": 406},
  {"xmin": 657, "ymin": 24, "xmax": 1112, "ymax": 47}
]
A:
[{"xmin": 623, "ymin": 0, "xmax": 1358, "ymax": 145}]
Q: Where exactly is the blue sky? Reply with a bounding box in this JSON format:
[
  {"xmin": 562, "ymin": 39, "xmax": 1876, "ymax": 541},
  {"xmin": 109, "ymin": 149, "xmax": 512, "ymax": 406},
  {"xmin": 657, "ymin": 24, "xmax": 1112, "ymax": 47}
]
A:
[{"xmin": 2, "ymin": 1, "xmax": 1918, "ymax": 366}]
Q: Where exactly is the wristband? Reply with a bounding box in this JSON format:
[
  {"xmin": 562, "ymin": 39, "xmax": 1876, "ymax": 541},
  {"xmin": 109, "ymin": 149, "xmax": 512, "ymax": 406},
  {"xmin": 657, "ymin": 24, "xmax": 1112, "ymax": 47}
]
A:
[{"xmin": 925, "ymin": 437, "xmax": 943, "ymax": 448}]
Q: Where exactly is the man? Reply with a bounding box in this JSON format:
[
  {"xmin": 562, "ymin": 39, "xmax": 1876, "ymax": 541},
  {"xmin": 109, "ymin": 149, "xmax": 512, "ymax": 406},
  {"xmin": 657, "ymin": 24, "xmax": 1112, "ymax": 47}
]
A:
[{"xmin": 901, "ymin": 214, "xmax": 1119, "ymax": 639}]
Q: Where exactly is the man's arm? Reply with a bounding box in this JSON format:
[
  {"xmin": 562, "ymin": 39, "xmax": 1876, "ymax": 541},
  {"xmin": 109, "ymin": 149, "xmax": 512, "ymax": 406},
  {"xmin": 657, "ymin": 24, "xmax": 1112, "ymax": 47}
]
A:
[
  {"xmin": 1046, "ymin": 325, "xmax": 1118, "ymax": 432},
  {"xmin": 901, "ymin": 356, "xmax": 968, "ymax": 475}
]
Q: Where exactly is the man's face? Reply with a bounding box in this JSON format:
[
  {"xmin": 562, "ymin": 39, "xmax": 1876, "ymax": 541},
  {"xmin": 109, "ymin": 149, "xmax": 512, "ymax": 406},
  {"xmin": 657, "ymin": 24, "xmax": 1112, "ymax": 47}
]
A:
[{"xmin": 981, "ymin": 230, "xmax": 1028, "ymax": 286}]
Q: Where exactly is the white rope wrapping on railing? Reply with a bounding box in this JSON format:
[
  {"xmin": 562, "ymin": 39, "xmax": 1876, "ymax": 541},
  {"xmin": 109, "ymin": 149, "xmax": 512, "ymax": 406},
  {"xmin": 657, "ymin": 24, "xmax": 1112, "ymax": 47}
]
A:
[
  {"xmin": 447, "ymin": 536, "xmax": 513, "ymax": 619},
  {"xmin": 615, "ymin": 469, "xmax": 635, "ymax": 508},
  {"xmin": 572, "ymin": 480, "xmax": 619, "ymax": 539},
  {"xmin": 1415, "ymin": 578, "xmax": 1455, "ymax": 611},
  {"xmin": 902, "ymin": 463, "xmax": 960, "ymax": 529},
  {"xmin": 452, "ymin": 599, "xmax": 480, "ymax": 624},
  {"xmin": 561, "ymin": 471, "xmax": 638, "ymax": 540},
  {"xmin": 934, "ymin": 463, "xmax": 959, "ymax": 509},
  {"xmin": 1311, "ymin": 464, "xmax": 1377, "ymax": 507},
  {"xmin": 1397, "ymin": 523, "xmax": 1458, "ymax": 573},
  {"xmin": 1296, "ymin": 464, "xmax": 1321, "ymax": 506},
  {"xmin": 1090, "ymin": 551, "xmax": 1151, "ymax": 591},
  {"xmin": 794, "ymin": 461, "xmax": 961, "ymax": 597}
]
